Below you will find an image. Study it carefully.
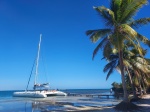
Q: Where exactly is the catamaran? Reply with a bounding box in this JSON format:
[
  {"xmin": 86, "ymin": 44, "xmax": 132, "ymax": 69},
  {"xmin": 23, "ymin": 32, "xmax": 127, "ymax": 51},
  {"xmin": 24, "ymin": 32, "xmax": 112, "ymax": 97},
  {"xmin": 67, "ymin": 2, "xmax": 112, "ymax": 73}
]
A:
[{"xmin": 13, "ymin": 34, "xmax": 67, "ymax": 98}]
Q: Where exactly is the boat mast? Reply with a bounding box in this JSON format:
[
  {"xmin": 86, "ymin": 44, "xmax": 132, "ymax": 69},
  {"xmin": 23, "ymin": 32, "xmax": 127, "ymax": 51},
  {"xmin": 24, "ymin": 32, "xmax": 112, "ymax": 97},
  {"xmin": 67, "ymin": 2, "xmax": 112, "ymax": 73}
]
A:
[{"xmin": 35, "ymin": 34, "xmax": 42, "ymax": 85}]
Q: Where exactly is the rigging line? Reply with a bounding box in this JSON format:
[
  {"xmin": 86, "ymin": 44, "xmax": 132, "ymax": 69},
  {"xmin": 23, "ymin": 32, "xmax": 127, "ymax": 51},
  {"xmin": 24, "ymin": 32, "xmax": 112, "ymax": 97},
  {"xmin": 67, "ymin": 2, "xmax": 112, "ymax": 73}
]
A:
[{"xmin": 26, "ymin": 59, "xmax": 36, "ymax": 91}]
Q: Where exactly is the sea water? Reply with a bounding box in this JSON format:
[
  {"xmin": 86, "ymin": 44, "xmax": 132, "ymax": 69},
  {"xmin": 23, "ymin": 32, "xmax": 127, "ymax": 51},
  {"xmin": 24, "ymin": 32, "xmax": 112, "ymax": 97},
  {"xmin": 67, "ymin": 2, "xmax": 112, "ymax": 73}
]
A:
[{"xmin": 0, "ymin": 89, "xmax": 121, "ymax": 112}]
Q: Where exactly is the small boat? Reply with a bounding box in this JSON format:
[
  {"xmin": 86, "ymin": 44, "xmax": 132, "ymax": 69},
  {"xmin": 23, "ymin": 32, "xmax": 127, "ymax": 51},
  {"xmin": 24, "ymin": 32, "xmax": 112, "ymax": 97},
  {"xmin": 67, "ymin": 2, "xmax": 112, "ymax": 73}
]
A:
[{"xmin": 13, "ymin": 34, "xmax": 67, "ymax": 98}]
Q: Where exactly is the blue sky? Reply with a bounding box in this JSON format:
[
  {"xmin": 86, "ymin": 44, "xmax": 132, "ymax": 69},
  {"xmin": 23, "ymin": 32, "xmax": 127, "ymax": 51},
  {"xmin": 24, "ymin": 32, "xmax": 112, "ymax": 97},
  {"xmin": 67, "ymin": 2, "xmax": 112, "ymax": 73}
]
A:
[{"xmin": 0, "ymin": 0, "xmax": 150, "ymax": 90}]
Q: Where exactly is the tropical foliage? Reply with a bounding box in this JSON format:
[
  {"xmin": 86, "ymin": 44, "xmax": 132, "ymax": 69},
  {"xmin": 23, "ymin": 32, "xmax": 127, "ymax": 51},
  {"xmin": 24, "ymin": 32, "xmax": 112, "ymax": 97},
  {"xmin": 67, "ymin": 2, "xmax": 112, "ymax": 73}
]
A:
[
  {"xmin": 86, "ymin": 0, "xmax": 150, "ymax": 105},
  {"xmin": 103, "ymin": 47, "xmax": 150, "ymax": 97}
]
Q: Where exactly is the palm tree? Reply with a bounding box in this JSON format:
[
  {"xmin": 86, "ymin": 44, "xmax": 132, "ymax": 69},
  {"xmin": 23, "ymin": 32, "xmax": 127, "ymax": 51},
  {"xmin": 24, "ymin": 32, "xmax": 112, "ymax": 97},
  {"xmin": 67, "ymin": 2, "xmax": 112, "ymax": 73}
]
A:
[
  {"xmin": 103, "ymin": 47, "xmax": 150, "ymax": 98},
  {"xmin": 86, "ymin": 0, "xmax": 150, "ymax": 104}
]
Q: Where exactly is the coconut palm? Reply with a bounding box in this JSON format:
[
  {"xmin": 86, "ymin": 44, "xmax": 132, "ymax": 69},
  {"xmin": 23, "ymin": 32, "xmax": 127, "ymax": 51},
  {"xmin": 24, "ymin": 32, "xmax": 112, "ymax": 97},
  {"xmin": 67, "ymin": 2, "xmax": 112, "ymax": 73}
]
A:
[
  {"xmin": 130, "ymin": 65, "xmax": 150, "ymax": 96},
  {"xmin": 103, "ymin": 47, "xmax": 150, "ymax": 98},
  {"xmin": 86, "ymin": 0, "xmax": 150, "ymax": 104}
]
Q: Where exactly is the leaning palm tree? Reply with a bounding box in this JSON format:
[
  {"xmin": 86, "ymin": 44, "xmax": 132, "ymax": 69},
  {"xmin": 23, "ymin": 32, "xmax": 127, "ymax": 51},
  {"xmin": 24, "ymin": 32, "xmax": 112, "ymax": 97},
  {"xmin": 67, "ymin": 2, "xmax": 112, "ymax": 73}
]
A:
[
  {"xmin": 86, "ymin": 0, "xmax": 150, "ymax": 105},
  {"xmin": 103, "ymin": 47, "xmax": 150, "ymax": 98}
]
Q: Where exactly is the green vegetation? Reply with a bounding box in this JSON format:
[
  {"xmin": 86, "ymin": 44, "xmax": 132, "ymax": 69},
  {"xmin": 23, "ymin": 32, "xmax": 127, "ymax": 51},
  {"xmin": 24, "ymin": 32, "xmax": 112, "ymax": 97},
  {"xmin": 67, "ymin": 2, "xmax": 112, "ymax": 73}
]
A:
[
  {"xmin": 86, "ymin": 0, "xmax": 150, "ymax": 111},
  {"xmin": 112, "ymin": 82, "xmax": 123, "ymax": 93},
  {"xmin": 103, "ymin": 47, "xmax": 150, "ymax": 99}
]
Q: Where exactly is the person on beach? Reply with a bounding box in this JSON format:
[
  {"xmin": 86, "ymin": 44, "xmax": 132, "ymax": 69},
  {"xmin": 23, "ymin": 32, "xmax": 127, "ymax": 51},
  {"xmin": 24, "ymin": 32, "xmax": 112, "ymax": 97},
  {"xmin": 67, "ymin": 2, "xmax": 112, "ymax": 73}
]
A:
[{"xmin": 110, "ymin": 89, "xmax": 112, "ymax": 94}]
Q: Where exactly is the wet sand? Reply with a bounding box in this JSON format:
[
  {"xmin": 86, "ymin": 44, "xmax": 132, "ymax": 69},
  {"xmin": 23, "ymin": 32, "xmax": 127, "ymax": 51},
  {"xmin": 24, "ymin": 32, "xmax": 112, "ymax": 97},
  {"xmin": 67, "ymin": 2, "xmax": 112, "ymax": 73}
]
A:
[{"xmin": 0, "ymin": 96, "xmax": 120, "ymax": 112}]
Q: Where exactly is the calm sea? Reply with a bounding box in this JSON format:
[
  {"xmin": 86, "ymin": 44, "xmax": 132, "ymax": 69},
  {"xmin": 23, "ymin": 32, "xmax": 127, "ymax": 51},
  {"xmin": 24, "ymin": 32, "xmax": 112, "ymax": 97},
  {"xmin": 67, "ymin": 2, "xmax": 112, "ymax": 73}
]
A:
[
  {"xmin": 63, "ymin": 89, "xmax": 110, "ymax": 95},
  {"xmin": 0, "ymin": 89, "xmax": 110, "ymax": 99}
]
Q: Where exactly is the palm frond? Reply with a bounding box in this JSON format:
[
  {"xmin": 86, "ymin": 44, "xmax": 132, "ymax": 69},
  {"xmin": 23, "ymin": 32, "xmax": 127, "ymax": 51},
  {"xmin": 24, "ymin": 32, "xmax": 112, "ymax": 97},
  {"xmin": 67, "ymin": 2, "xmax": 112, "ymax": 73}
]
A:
[
  {"xmin": 145, "ymin": 58, "xmax": 150, "ymax": 65},
  {"xmin": 123, "ymin": 60, "xmax": 131, "ymax": 68},
  {"xmin": 103, "ymin": 60, "xmax": 117, "ymax": 80},
  {"xmin": 110, "ymin": 0, "xmax": 122, "ymax": 21},
  {"xmin": 120, "ymin": 24, "xmax": 139, "ymax": 39},
  {"xmin": 103, "ymin": 41, "xmax": 112, "ymax": 59},
  {"xmin": 128, "ymin": 18, "xmax": 150, "ymax": 28},
  {"xmin": 106, "ymin": 67, "xmax": 114, "ymax": 80},
  {"xmin": 134, "ymin": 57, "xmax": 148, "ymax": 65},
  {"xmin": 130, "ymin": 58, "xmax": 150, "ymax": 73},
  {"xmin": 124, "ymin": 49, "xmax": 135, "ymax": 57},
  {"xmin": 109, "ymin": 54, "xmax": 119, "ymax": 61},
  {"xmin": 119, "ymin": 24, "xmax": 145, "ymax": 55},
  {"xmin": 93, "ymin": 6, "xmax": 115, "ymax": 27},
  {"xmin": 137, "ymin": 33, "xmax": 150, "ymax": 47},
  {"xmin": 103, "ymin": 60, "xmax": 116, "ymax": 72},
  {"xmin": 86, "ymin": 29, "xmax": 111, "ymax": 43},
  {"xmin": 130, "ymin": 47, "xmax": 147, "ymax": 56},
  {"xmin": 120, "ymin": 0, "xmax": 147, "ymax": 23},
  {"xmin": 122, "ymin": 35, "xmax": 142, "ymax": 55},
  {"xmin": 92, "ymin": 37, "xmax": 109, "ymax": 60}
]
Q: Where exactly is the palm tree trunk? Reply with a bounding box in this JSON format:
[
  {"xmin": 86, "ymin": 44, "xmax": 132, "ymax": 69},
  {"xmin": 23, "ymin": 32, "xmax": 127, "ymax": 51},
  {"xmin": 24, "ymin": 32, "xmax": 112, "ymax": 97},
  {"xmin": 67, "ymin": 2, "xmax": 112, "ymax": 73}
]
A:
[
  {"xmin": 143, "ymin": 74, "xmax": 148, "ymax": 94},
  {"xmin": 141, "ymin": 76, "xmax": 147, "ymax": 95},
  {"xmin": 119, "ymin": 50, "xmax": 129, "ymax": 102},
  {"xmin": 134, "ymin": 70, "xmax": 143, "ymax": 96},
  {"xmin": 126, "ymin": 67, "xmax": 137, "ymax": 99},
  {"xmin": 139, "ymin": 83, "xmax": 143, "ymax": 96},
  {"xmin": 138, "ymin": 75, "xmax": 143, "ymax": 96}
]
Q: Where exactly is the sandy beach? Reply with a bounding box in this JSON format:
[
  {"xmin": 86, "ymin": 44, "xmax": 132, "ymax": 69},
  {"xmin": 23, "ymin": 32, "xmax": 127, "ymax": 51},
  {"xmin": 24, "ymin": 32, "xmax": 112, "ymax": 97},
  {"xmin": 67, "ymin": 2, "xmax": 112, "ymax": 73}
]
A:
[
  {"xmin": 87, "ymin": 94, "xmax": 150, "ymax": 112},
  {"xmin": 28, "ymin": 94, "xmax": 150, "ymax": 112},
  {"xmin": 0, "ymin": 95, "xmax": 150, "ymax": 112}
]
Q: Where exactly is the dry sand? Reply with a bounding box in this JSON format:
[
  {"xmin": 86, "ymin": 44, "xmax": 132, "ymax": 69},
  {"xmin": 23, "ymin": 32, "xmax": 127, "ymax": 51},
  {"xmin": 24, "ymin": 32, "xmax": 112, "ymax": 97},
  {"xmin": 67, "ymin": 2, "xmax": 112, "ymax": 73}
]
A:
[{"xmin": 93, "ymin": 94, "xmax": 150, "ymax": 112}]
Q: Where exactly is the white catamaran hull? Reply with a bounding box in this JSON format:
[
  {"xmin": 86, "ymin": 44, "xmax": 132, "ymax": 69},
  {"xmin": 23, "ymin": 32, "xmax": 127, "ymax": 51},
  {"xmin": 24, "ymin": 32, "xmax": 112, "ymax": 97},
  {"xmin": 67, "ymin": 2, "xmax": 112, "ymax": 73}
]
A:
[
  {"xmin": 13, "ymin": 91, "xmax": 47, "ymax": 98},
  {"xmin": 13, "ymin": 90, "xmax": 67, "ymax": 98}
]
